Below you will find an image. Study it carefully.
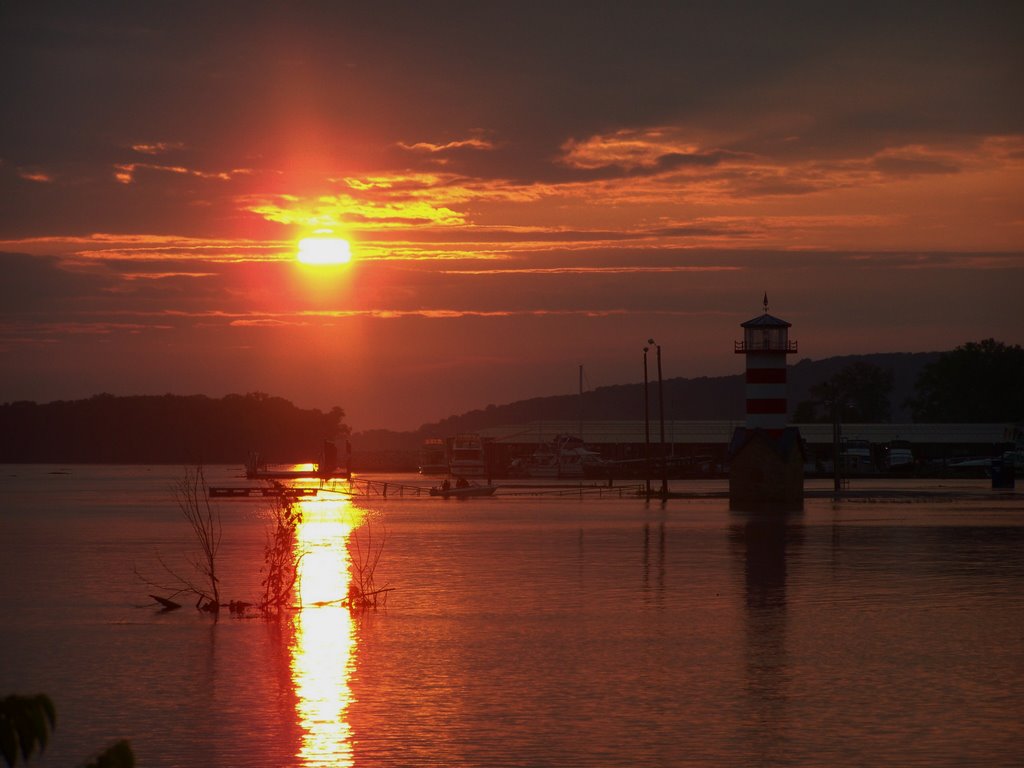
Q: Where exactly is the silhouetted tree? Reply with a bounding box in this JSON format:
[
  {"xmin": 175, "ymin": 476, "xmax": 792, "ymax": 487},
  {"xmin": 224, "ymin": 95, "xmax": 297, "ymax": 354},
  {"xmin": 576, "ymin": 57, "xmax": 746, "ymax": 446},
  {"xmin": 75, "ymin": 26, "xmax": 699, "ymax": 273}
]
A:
[
  {"xmin": 908, "ymin": 339, "xmax": 1024, "ymax": 422},
  {"xmin": 792, "ymin": 361, "xmax": 894, "ymax": 422},
  {"xmin": 0, "ymin": 394, "xmax": 348, "ymax": 463}
]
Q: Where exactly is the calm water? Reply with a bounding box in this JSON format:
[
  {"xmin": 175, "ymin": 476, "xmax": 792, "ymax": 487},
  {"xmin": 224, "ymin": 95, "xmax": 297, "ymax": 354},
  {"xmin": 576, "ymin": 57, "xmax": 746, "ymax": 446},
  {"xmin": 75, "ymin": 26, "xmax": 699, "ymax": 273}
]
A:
[{"xmin": 1, "ymin": 465, "xmax": 1022, "ymax": 767}]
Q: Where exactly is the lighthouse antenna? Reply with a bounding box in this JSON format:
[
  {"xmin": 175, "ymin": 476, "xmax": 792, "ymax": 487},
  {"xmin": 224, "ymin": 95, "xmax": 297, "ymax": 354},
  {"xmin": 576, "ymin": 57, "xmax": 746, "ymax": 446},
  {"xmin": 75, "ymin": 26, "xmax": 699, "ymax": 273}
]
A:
[{"xmin": 763, "ymin": 292, "xmax": 769, "ymax": 314}]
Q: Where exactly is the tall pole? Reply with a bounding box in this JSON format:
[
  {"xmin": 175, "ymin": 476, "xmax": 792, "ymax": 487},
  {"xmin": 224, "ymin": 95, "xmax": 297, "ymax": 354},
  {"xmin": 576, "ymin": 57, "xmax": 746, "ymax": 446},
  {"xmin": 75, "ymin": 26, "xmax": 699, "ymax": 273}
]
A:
[
  {"xmin": 832, "ymin": 398, "xmax": 843, "ymax": 500},
  {"xmin": 643, "ymin": 347, "xmax": 651, "ymax": 500},
  {"xmin": 657, "ymin": 344, "xmax": 667, "ymax": 499},
  {"xmin": 578, "ymin": 363, "xmax": 583, "ymax": 442},
  {"xmin": 649, "ymin": 338, "xmax": 668, "ymax": 500}
]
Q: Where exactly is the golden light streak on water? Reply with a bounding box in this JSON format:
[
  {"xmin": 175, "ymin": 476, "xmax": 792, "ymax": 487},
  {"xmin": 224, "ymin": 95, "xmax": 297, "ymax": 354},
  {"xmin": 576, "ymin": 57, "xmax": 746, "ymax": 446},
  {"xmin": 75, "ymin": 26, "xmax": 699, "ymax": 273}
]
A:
[{"xmin": 290, "ymin": 497, "xmax": 364, "ymax": 767}]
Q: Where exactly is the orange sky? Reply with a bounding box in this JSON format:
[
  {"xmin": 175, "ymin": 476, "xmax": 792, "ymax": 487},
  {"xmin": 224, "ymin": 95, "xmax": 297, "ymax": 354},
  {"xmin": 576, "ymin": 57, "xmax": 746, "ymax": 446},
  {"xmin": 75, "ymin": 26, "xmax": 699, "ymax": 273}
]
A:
[{"xmin": 2, "ymin": 3, "xmax": 1022, "ymax": 431}]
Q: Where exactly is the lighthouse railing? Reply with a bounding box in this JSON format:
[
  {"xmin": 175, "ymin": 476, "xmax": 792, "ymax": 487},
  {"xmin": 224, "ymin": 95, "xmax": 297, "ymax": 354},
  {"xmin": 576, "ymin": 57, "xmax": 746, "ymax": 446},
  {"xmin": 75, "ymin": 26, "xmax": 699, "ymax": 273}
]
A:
[{"xmin": 734, "ymin": 340, "xmax": 799, "ymax": 353}]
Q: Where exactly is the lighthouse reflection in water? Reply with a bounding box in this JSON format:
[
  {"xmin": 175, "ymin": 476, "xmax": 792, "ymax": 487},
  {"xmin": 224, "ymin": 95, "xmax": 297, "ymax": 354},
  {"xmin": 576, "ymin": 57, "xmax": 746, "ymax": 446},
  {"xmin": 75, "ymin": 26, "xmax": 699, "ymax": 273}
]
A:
[{"xmin": 289, "ymin": 496, "xmax": 361, "ymax": 767}]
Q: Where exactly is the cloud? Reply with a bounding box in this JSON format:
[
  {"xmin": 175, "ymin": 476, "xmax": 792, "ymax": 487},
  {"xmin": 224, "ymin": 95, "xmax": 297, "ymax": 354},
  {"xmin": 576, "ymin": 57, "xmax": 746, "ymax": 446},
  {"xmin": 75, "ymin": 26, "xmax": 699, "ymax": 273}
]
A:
[
  {"xmin": 130, "ymin": 141, "xmax": 186, "ymax": 155},
  {"xmin": 441, "ymin": 265, "xmax": 742, "ymax": 276},
  {"xmin": 0, "ymin": 234, "xmax": 290, "ymax": 262},
  {"xmin": 397, "ymin": 136, "xmax": 496, "ymax": 153},
  {"xmin": 17, "ymin": 169, "xmax": 54, "ymax": 183},
  {"xmin": 113, "ymin": 162, "xmax": 253, "ymax": 185},
  {"xmin": 559, "ymin": 128, "xmax": 735, "ymax": 173}
]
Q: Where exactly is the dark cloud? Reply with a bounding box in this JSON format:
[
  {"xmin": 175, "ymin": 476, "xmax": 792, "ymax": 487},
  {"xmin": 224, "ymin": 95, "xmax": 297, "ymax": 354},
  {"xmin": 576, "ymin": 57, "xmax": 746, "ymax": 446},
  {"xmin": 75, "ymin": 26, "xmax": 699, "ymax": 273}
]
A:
[
  {"xmin": 0, "ymin": 252, "xmax": 115, "ymax": 312},
  {"xmin": 4, "ymin": 2, "xmax": 1021, "ymax": 184},
  {"xmin": 872, "ymin": 156, "xmax": 960, "ymax": 176}
]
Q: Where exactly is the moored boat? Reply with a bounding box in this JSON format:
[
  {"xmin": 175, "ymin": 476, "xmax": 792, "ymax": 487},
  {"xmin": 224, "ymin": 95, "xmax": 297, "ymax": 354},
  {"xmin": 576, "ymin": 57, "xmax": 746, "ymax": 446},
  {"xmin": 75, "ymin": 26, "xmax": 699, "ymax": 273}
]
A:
[
  {"xmin": 449, "ymin": 433, "xmax": 487, "ymax": 477},
  {"xmin": 245, "ymin": 440, "xmax": 350, "ymax": 480},
  {"xmin": 507, "ymin": 434, "xmax": 604, "ymax": 478},
  {"xmin": 885, "ymin": 440, "xmax": 915, "ymax": 471},
  {"xmin": 418, "ymin": 438, "xmax": 449, "ymax": 474},
  {"xmin": 429, "ymin": 478, "xmax": 497, "ymax": 498}
]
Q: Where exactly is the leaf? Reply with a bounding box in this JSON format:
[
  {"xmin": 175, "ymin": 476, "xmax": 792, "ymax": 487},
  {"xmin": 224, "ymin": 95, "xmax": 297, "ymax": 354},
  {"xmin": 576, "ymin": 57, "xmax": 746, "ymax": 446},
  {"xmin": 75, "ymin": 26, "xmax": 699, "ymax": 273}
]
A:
[
  {"xmin": 25, "ymin": 705, "xmax": 47, "ymax": 752},
  {"xmin": 83, "ymin": 739, "xmax": 135, "ymax": 768},
  {"xmin": 38, "ymin": 696, "xmax": 56, "ymax": 729},
  {"xmin": 1, "ymin": 723, "xmax": 18, "ymax": 768},
  {"xmin": 13, "ymin": 708, "xmax": 38, "ymax": 761}
]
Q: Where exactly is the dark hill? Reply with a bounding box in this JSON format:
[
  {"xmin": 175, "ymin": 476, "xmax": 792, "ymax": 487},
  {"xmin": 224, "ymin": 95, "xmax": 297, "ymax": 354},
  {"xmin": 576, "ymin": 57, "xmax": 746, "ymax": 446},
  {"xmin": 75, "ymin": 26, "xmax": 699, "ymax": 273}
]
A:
[{"xmin": 354, "ymin": 352, "xmax": 942, "ymax": 452}]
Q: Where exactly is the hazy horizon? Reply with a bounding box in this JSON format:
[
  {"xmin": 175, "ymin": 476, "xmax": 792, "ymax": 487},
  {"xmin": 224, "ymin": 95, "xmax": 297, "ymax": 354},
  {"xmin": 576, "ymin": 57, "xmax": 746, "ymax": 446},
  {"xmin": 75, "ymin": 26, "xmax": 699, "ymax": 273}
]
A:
[
  {"xmin": 3, "ymin": 4, "xmax": 1022, "ymax": 432},
  {"xmin": 1, "ymin": 346, "xmax": 951, "ymax": 434}
]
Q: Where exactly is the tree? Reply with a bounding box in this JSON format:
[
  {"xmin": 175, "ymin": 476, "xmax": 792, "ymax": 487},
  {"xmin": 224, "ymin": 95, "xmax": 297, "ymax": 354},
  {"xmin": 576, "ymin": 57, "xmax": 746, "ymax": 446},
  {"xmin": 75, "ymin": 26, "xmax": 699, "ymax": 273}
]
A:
[
  {"xmin": 908, "ymin": 339, "xmax": 1024, "ymax": 422},
  {"xmin": 793, "ymin": 361, "xmax": 894, "ymax": 423}
]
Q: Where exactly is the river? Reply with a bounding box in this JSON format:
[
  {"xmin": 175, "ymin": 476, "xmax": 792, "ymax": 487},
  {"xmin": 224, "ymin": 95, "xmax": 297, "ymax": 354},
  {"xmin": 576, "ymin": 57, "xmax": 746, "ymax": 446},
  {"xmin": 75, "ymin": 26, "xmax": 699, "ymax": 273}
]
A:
[{"xmin": 1, "ymin": 465, "xmax": 1021, "ymax": 767}]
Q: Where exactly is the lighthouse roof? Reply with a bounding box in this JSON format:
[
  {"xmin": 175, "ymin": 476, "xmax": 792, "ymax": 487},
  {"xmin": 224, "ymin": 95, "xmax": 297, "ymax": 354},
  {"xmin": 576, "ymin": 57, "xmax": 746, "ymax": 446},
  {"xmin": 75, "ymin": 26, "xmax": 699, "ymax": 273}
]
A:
[{"xmin": 740, "ymin": 312, "xmax": 791, "ymax": 329}]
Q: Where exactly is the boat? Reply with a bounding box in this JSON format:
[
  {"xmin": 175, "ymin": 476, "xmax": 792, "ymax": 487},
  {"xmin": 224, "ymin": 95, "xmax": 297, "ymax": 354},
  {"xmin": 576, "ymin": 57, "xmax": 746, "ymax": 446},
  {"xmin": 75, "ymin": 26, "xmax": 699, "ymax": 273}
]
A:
[
  {"xmin": 884, "ymin": 440, "xmax": 915, "ymax": 471},
  {"xmin": 245, "ymin": 440, "xmax": 350, "ymax": 480},
  {"xmin": 418, "ymin": 438, "xmax": 449, "ymax": 475},
  {"xmin": 448, "ymin": 433, "xmax": 487, "ymax": 477},
  {"xmin": 508, "ymin": 433, "xmax": 604, "ymax": 478},
  {"xmin": 840, "ymin": 438, "xmax": 877, "ymax": 475},
  {"xmin": 429, "ymin": 479, "xmax": 497, "ymax": 498}
]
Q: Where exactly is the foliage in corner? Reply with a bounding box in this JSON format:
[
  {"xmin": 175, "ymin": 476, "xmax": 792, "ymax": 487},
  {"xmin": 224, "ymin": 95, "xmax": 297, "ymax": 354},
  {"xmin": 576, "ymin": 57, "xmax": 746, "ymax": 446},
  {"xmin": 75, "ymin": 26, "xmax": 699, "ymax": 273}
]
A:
[
  {"xmin": 82, "ymin": 739, "xmax": 134, "ymax": 768},
  {"xmin": 908, "ymin": 338, "xmax": 1024, "ymax": 423},
  {"xmin": 1, "ymin": 695, "xmax": 133, "ymax": 768},
  {"xmin": 1, "ymin": 694, "xmax": 55, "ymax": 767}
]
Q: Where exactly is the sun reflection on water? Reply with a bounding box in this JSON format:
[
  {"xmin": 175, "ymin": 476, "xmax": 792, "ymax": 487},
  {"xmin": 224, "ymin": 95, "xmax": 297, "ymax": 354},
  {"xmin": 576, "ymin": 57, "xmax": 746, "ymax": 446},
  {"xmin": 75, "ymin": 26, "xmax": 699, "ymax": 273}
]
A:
[{"xmin": 290, "ymin": 496, "xmax": 363, "ymax": 767}]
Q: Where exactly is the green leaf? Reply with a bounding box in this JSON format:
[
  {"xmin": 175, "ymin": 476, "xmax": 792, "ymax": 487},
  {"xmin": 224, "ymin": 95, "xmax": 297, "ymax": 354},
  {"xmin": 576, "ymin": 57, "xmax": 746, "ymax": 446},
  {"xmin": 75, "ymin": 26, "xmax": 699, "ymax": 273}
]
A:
[
  {"xmin": 13, "ymin": 708, "xmax": 38, "ymax": 761},
  {"xmin": 25, "ymin": 705, "xmax": 47, "ymax": 752},
  {"xmin": 83, "ymin": 739, "xmax": 135, "ymax": 768},
  {"xmin": 1, "ymin": 724, "xmax": 18, "ymax": 768},
  {"xmin": 38, "ymin": 696, "xmax": 56, "ymax": 730}
]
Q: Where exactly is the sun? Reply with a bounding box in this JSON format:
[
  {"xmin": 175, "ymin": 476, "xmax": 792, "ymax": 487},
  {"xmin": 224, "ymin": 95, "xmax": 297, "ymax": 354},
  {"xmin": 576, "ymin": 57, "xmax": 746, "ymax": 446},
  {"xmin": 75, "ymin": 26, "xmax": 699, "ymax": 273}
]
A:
[{"xmin": 297, "ymin": 236, "xmax": 352, "ymax": 265}]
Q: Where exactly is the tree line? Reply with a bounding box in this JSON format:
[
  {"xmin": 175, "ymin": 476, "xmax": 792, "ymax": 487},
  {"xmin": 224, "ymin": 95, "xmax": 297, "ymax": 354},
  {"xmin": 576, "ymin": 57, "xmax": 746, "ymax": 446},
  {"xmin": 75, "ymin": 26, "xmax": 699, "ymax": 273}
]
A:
[
  {"xmin": 793, "ymin": 339, "xmax": 1024, "ymax": 424},
  {"xmin": 0, "ymin": 392, "xmax": 348, "ymax": 464}
]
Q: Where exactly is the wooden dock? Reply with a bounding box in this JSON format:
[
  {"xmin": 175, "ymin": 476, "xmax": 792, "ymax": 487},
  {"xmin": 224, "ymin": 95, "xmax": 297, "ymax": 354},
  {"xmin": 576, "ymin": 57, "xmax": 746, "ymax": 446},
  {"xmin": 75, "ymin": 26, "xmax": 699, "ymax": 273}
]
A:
[
  {"xmin": 209, "ymin": 485, "xmax": 320, "ymax": 499},
  {"xmin": 211, "ymin": 478, "xmax": 647, "ymax": 500},
  {"xmin": 498, "ymin": 483, "xmax": 645, "ymax": 498},
  {"xmin": 329, "ymin": 478, "xmax": 646, "ymax": 499},
  {"xmin": 326, "ymin": 478, "xmax": 433, "ymax": 497}
]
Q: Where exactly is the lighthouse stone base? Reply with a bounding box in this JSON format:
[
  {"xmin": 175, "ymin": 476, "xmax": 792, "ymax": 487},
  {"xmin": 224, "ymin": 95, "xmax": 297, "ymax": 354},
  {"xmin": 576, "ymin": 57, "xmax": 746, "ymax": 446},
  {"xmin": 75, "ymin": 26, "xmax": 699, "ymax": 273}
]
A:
[{"xmin": 728, "ymin": 427, "xmax": 805, "ymax": 511}]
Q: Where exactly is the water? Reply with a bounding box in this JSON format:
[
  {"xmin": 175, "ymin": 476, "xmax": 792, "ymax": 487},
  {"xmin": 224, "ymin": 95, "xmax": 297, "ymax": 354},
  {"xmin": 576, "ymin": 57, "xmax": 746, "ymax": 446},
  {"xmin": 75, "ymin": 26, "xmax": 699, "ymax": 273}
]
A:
[{"xmin": 1, "ymin": 465, "xmax": 1022, "ymax": 767}]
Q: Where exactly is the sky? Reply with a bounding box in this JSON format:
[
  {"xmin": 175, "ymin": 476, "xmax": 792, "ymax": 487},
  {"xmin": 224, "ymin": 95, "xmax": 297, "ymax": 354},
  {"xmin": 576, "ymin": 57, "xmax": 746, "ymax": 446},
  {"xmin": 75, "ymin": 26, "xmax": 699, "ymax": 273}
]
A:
[{"xmin": 2, "ymin": 2, "xmax": 1022, "ymax": 432}]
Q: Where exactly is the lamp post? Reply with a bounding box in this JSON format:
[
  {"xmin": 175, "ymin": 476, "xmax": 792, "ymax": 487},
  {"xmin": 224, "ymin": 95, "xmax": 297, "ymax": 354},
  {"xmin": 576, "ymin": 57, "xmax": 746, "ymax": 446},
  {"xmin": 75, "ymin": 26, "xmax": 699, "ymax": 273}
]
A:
[
  {"xmin": 648, "ymin": 338, "xmax": 668, "ymax": 500},
  {"xmin": 643, "ymin": 346, "xmax": 651, "ymax": 500}
]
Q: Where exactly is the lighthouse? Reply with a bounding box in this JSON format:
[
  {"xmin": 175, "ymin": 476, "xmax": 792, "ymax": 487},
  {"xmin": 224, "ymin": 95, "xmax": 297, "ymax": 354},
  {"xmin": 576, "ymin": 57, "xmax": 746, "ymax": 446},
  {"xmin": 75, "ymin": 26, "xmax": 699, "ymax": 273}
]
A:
[
  {"xmin": 728, "ymin": 294, "xmax": 804, "ymax": 510},
  {"xmin": 735, "ymin": 293, "xmax": 797, "ymax": 434}
]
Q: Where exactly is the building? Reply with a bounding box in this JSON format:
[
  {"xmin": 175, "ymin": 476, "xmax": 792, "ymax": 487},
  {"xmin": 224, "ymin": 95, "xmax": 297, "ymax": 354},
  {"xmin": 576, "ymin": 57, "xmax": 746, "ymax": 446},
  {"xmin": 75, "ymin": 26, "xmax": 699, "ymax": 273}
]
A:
[{"xmin": 728, "ymin": 296, "xmax": 804, "ymax": 509}]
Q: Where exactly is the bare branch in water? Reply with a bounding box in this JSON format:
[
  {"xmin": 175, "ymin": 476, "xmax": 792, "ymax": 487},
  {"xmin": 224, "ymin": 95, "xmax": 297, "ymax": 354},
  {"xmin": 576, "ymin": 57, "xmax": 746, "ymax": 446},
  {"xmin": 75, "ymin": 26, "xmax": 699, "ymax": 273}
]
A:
[
  {"xmin": 136, "ymin": 466, "xmax": 222, "ymax": 614},
  {"xmin": 172, "ymin": 466, "xmax": 222, "ymax": 612},
  {"xmin": 346, "ymin": 516, "xmax": 391, "ymax": 610}
]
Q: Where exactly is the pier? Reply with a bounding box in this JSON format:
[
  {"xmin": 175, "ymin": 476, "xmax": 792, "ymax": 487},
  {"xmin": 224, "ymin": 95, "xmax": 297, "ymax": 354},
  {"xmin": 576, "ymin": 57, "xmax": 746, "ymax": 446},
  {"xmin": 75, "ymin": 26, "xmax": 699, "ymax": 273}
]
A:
[
  {"xmin": 211, "ymin": 477, "xmax": 647, "ymax": 500},
  {"xmin": 209, "ymin": 485, "xmax": 320, "ymax": 499}
]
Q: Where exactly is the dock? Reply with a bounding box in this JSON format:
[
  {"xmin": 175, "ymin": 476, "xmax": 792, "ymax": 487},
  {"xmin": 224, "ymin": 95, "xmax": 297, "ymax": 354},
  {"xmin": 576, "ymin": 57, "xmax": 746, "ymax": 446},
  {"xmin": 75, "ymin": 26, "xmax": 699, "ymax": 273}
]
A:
[
  {"xmin": 209, "ymin": 485, "xmax": 320, "ymax": 499},
  {"xmin": 330, "ymin": 478, "xmax": 433, "ymax": 497},
  {"xmin": 210, "ymin": 478, "xmax": 650, "ymax": 500}
]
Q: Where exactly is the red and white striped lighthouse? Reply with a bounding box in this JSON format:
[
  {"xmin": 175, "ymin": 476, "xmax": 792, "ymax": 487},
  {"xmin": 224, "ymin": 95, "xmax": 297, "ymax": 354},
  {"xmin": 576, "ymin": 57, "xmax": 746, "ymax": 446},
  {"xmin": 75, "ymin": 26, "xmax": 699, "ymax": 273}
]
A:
[{"xmin": 735, "ymin": 294, "xmax": 798, "ymax": 434}]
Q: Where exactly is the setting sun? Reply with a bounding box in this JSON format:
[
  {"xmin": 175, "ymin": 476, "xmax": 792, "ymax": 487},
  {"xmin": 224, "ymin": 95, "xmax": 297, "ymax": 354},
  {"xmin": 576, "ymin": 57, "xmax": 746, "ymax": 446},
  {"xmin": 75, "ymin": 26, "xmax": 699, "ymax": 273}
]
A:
[{"xmin": 297, "ymin": 237, "xmax": 352, "ymax": 265}]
